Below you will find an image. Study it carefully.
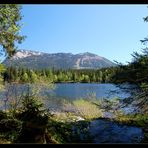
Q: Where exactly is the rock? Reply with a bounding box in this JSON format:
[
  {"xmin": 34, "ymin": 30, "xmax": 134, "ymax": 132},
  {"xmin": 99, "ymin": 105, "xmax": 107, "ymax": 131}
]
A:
[{"xmin": 76, "ymin": 116, "xmax": 85, "ymax": 121}]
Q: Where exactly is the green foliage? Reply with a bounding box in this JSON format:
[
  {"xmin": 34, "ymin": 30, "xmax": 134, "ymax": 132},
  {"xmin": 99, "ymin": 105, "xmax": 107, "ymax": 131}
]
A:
[
  {"xmin": 4, "ymin": 66, "xmax": 118, "ymax": 84},
  {"xmin": 47, "ymin": 119, "xmax": 92, "ymax": 143},
  {"xmin": 0, "ymin": 118, "xmax": 22, "ymax": 142},
  {"xmin": 16, "ymin": 90, "xmax": 49, "ymax": 143},
  {"xmin": 0, "ymin": 110, "xmax": 7, "ymax": 120},
  {"xmin": 114, "ymin": 113, "xmax": 148, "ymax": 127},
  {"xmin": 30, "ymin": 70, "xmax": 38, "ymax": 83},
  {"xmin": 0, "ymin": 64, "xmax": 6, "ymax": 73},
  {"xmin": 47, "ymin": 120, "xmax": 71, "ymax": 143},
  {"xmin": 0, "ymin": 4, "xmax": 25, "ymax": 57},
  {"xmin": 0, "ymin": 64, "xmax": 6, "ymax": 90},
  {"xmin": 0, "ymin": 118, "xmax": 22, "ymax": 133},
  {"xmin": 21, "ymin": 72, "xmax": 29, "ymax": 82}
]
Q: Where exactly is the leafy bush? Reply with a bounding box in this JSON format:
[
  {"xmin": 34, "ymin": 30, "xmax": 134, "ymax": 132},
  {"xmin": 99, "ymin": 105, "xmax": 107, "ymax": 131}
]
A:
[
  {"xmin": 0, "ymin": 118, "xmax": 22, "ymax": 142},
  {"xmin": 0, "ymin": 118, "xmax": 22, "ymax": 133},
  {"xmin": 47, "ymin": 119, "xmax": 92, "ymax": 143},
  {"xmin": 0, "ymin": 110, "xmax": 7, "ymax": 121}
]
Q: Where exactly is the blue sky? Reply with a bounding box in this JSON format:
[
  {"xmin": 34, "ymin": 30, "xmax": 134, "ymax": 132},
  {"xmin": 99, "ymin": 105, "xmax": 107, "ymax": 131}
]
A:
[{"xmin": 17, "ymin": 4, "xmax": 148, "ymax": 64}]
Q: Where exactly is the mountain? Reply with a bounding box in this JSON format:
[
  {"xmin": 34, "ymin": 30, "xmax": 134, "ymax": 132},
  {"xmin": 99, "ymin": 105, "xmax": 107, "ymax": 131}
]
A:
[{"xmin": 3, "ymin": 50, "xmax": 116, "ymax": 70}]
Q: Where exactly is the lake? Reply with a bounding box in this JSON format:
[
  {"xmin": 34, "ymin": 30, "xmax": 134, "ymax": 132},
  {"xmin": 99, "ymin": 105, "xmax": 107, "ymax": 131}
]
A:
[
  {"xmin": 0, "ymin": 83, "xmax": 137, "ymax": 111},
  {"xmin": 49, "ymin": 83, "xmax": 136, "ymax": 100},
  {"xmin": 71, "ymin": 119, "xmax": 144, "ymax": 143},
  {"xmin": 50, "ymin": 83, "xmax": 143, "ymax": 144},
  {"xmin": 0, "ymin": 83, "xmax": 144, "ymax": 143}
]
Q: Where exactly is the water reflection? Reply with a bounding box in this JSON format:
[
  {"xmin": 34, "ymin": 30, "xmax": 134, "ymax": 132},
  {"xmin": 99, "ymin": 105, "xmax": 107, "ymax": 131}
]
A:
[{"xmin": 50, "ymin": 83, "xmax": 135, "ymax": 100}]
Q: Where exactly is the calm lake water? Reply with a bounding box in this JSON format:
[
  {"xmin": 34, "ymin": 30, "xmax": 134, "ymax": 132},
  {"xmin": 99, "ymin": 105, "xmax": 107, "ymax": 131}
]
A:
[
  {"xmin": 88, "ymin": 119, "xmax": 143, "ymax": 143},
  {"xmin": 49, "ymin": 83, "xmax": 136, "ymax": 100},
  {"xmin": 72, "ymin": 119, "xmax": 144, "ymax": 143}
]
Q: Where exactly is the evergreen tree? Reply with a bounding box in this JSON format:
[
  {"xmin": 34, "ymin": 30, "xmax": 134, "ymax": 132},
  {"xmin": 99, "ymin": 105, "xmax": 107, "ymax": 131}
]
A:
[
  {"xmin": 30, "ymin": 70, "xmax": 38, "ymax": 83},
  {"xmin": 22, "ymin": 72, "xmax": 29, "ymax": 83},
  {"xmin": 0, "ymin": 4, "xmax": 25, "ymax": 57}
]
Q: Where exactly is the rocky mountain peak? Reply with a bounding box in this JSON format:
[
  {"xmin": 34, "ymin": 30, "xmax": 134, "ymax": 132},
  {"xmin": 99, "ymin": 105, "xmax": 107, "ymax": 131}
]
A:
[{"xmin": 3, "ymin": 50, "xmax": 116, "ymax": 70}]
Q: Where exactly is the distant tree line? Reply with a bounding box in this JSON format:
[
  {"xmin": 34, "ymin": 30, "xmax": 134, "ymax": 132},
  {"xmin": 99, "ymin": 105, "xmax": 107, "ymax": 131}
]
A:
[
  {"xmin": 3, "ymin": 66, "xmax": 120, "ymax": 84},
  {"xmin": 2, "ymin": 46, "xmax": 148, "ymax": 86}
]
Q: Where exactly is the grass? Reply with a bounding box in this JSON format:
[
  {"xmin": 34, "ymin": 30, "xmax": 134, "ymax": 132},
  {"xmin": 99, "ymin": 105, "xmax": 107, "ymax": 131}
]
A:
[
  {"xmin": 72, "ymin": 99, "xmax": 103, "ymax": 120},
  {"xmin": 48, "ymin": 98, "xmax": 104, "ymax": 121}
]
